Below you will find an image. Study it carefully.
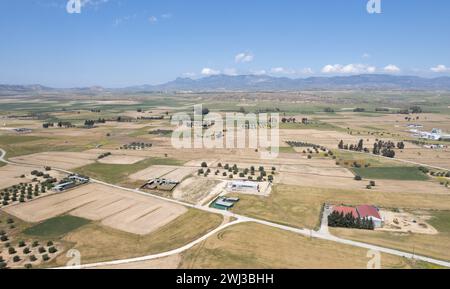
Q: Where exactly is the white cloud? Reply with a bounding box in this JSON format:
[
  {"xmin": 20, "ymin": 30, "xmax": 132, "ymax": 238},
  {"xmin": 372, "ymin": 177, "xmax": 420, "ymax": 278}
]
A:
[
  {"xmin": 149, "ymin": 16, "xmax": 158, "ymax": 23},
  {"xmin": 383, "ymin": 64, "xmax": 401, "ymax": 73},
  {"xmin": 430, "ymin": 65, "xmax": 450, "ymax": 73},
  {"xmin": 300, "ymin": 67, "xmax": 314, "ymax": 74},
  {"xmin": 362, "ymin": 53, "xmax": 371, "ymax": 59},
  {"xmin": 321, "ymin": 64, "xmax": 376, "ymax": 74},
  {"xmin": 250, "ymin": 69, "xmax": 267, "ymax": 75},
  {"xmin": 201, "ymin": 68, "xmax": 221, "ymax": 76},
  {"xmin": 182, "ymin": 72, "xmax": 196, "ymax": 78},
  {"xmin": 270, "ymin": 67, "xmax": 295, "ymax": 75},
  {"xmin": 235, "ymin": 52, "xmax": 254, "ymax": 63}
]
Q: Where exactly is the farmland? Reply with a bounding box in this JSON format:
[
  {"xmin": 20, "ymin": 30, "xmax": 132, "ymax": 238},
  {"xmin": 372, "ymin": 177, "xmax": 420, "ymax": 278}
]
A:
[{"xmin": 0, "ymin": 92, "xmax": 449, "ymax": 269}]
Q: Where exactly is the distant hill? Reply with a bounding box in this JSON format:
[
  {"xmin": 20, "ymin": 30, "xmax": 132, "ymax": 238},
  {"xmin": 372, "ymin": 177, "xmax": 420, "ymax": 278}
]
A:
[
  {"xmin": 2, "ymin": 74, "xmax": 450, "ymax": 95},
  {"xmin": 126, "ymin": 74, "xmax": 450, "ymax": 92},
  {"xmin": 0, "ymin": 84, "xmax": 53, "ymax": 95}
]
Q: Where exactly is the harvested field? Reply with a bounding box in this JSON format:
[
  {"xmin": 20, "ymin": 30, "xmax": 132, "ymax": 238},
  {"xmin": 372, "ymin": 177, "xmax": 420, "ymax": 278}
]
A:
[
  {"xmin": 173, "ymin": 177, "xmax": 222, "ymax": 204},
  {"xmin": 5, "ymin": 183, "xmax": 187, "ymax": 235},
  {"xmin": 11, "ymin": 152, "xmax": 97, "ymax": 170},
  {"xmin": 129, "ymin": 165, "xmax": 178, "ymax": 181},
  {"xmin": 53, "ymin": 209, "xmax": 222, "ymax": 265},
  {"xmin": 0, "ymin": 164, "xmax": 65, "ymax": 190},
  {"xmin": 184, "ymin": 159, "xmax": 218, "ymax": 167},
  {"xmin": 230, "ymin": 184, "xmax": 450, "ymax": 230},
  {"xmin": 97, "ymin": 155, "xmax": 145, "ymax": 165},
  {"xmin": 162, "ymin": 167, "xmax": 197, "ymax": 182},
  {"xmin": 280, "ymin": 164, "xmax": 353, "ymax": 178},
  {"xmin": 0, "ymin": 165, "xmax": 34, "ymax": 189},
  {"xmin": 277, "ymin": 171, "xmax": 449, "ymax": 195},
  {"xmin": 180, "ymin": 223, "xmax": 423, "ymax": 269}
]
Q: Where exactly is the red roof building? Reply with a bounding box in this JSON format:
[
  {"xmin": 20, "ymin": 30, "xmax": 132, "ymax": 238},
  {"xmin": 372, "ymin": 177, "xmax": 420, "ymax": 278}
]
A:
[
  {"xmin": 333, "ymin": 206, "xmax": 358, "ymax": 218},
  {"xmin": 356, "ymin": 205, "xmax": 382, "ymax": 220}
]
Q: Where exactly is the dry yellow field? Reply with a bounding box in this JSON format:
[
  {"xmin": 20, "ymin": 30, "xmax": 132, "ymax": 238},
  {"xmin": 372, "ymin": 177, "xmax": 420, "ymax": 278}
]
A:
[
  {"xmin": 180, "ymin": 223, "xmax": 423, "ymax": 269},
  {"xmin": 5, "ymin": 183, "xmax": 187, "ymax": 235},
  {"xmin": 11, "ymin": 152, "xmax": 97, "ymax": 170},
  {"xmin": 230, "ymin": 184, "xmax": 450, "ymax": 230}
]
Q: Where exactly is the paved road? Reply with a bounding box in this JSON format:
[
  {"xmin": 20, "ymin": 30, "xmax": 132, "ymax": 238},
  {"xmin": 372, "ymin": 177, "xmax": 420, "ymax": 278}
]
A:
[{"xmin": 1, "ymin": 148, "xmax": 450, "ymax": 269}]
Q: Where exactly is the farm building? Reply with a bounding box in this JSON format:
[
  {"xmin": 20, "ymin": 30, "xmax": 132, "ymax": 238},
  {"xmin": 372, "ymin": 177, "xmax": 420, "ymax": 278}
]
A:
[
  {"xmin": 333, "ymin": 206, "xmax": 358, "ymax": 218},
  {"xmin": 356, "ymin": 205, "xmax": 384, "ymax": 228},
  {"xmin": 332, "ymin": 205, "xmax": 384, "ymax": 228},
  {"xmin": 68, "ymin": 174, "xmax": 90, "ymax": 183},
  {"xmin": 143, "ymin": 178, "xmax": 179, "ymax": 191},
  {"xmin": 53, "ymin": 181, "xmax": 78, "ymax": 192},
  {"xmin": 212, "ymin": 197, "xmax": 240, "ymax": 210},
  {"xmin": 227, "ymin": 181, "xmax": 259, "ymax": 192},
  {"xmin": 14, "ymin": 128, "xmax": 32, "ymax": 134}
]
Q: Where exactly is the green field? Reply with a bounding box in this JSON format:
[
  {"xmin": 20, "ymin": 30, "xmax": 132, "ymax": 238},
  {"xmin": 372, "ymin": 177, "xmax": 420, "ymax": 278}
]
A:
[
  {"xmin": 352, "ymin": 166, "xmax": 429, "ymax": 181},
  {"xmin": 74, "ymin": 157, "xmax": 183, "ymax": 184},
  {"xmin": 23, "ymin": 215, "xmax": 90, "ymax": 237},
  {"xmin": 428, "ymin": 211, "xmax": 450, "ymax": 233}
]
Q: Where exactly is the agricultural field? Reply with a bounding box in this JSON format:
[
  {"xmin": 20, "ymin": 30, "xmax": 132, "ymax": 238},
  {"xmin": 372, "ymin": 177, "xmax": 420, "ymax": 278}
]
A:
[
  {"xmin": 180, "ymin": 223, "xmax": 430, "ymax": 269},
  {"xmin": 0, "ymin": 92, "xmax": 449, "ymax": 269}
]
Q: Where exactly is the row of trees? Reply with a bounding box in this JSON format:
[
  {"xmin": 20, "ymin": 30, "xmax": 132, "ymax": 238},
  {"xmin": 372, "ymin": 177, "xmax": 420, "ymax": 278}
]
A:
[
  {"xmin": 338, "ymin": 139, "xmax": 405, "ymax": 159},
  {"xmin": 328, "ymin": 211, "xmax": 375, "ymax": 230},
  {"xmin": 42, "ymin": 121, "xmax": 74, "ymax": 129}
]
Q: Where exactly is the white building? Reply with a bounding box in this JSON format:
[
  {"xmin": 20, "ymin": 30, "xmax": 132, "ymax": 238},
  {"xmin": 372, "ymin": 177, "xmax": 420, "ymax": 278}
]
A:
[{"xmin": 227, "ymin": 181, "xmax": 259, "ymax": 192}]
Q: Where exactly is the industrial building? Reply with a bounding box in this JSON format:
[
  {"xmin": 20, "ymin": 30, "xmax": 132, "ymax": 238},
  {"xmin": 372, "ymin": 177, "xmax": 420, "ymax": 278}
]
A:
[
  {"xmin": 53, "ymin": 174, "xmax": 90, "ymax": 192},
  {"xmin": 227, "ymin": 181, "xmax": 260, "ymax": 192},
  {"xmin": 212, "ymin": 197, "xmax": 240, "ymax": 210}
]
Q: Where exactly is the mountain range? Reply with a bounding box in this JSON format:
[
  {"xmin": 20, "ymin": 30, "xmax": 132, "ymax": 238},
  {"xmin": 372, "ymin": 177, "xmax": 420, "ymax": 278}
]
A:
[{"xmin": 2, "ymin": 74, "xmax": 450, "ymax": 95}]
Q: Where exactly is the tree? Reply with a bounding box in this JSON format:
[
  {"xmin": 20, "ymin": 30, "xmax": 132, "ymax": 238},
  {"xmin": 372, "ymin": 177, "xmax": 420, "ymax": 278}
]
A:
[
  {"xmin": 410, "ymin": 106, "xmax": 423, "ymax": 114},
  {"xmin": 357, "ymin": 139, "xmax": 364, "ymax": 152},
  {"xmin": 354, "ymin": 175, "xmax": 362, "ymax": 181},
  {"xmin": 201, "ymin": 108, "xmax": 210, "ymax": 115},
  {"xmin": 201, "ymin": 162, "xmax": 208, "ymax": 168}
]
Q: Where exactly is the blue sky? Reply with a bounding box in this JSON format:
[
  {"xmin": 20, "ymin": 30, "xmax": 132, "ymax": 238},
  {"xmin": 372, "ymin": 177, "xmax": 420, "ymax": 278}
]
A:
[{"xmin": 1, "ymin": 0, "xmax": 450, "ymax": 87}]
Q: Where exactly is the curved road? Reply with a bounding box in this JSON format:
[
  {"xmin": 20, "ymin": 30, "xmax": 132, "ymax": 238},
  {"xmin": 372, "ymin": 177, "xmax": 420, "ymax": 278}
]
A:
[{"xmin": 1, "ymin": 148, "xmax": 450, "ymax": 269}]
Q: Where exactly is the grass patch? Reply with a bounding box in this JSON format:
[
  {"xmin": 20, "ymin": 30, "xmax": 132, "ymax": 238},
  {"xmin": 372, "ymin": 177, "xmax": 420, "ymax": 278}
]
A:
[
  {"xmin": 23, "ymin": 215, "xmax": 90, "ymax": 237},
  {"xmin": 352, "ymin": 167, "xmax": 429, "ymax": 181},
  {"xmin": 74, "ymin": 157, "xmax": 183, "ymax": 184},
  {"xmin": 0, "ymin": 135, "xmax": 45, "ymax": 145},
  {"xmin": 428, "ymin": 211, "xmax": 450, "ymax": 233},
  {"xmin": 54, "ymin": 209, "xmax": 222, "ymax": 265},
  {"xmin": 269, "ymin": 146, "xmax": 296, "ymax": 154}
]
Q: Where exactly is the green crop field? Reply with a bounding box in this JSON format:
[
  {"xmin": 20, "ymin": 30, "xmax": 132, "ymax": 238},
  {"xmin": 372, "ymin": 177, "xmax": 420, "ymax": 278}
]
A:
[
  {"xmin": 352, "ymin": 166, "xmax": 429, "ymax": 181},
  {"xmin": 23, "ymin": 215, "xmax": 90, "ymax": 237}
]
